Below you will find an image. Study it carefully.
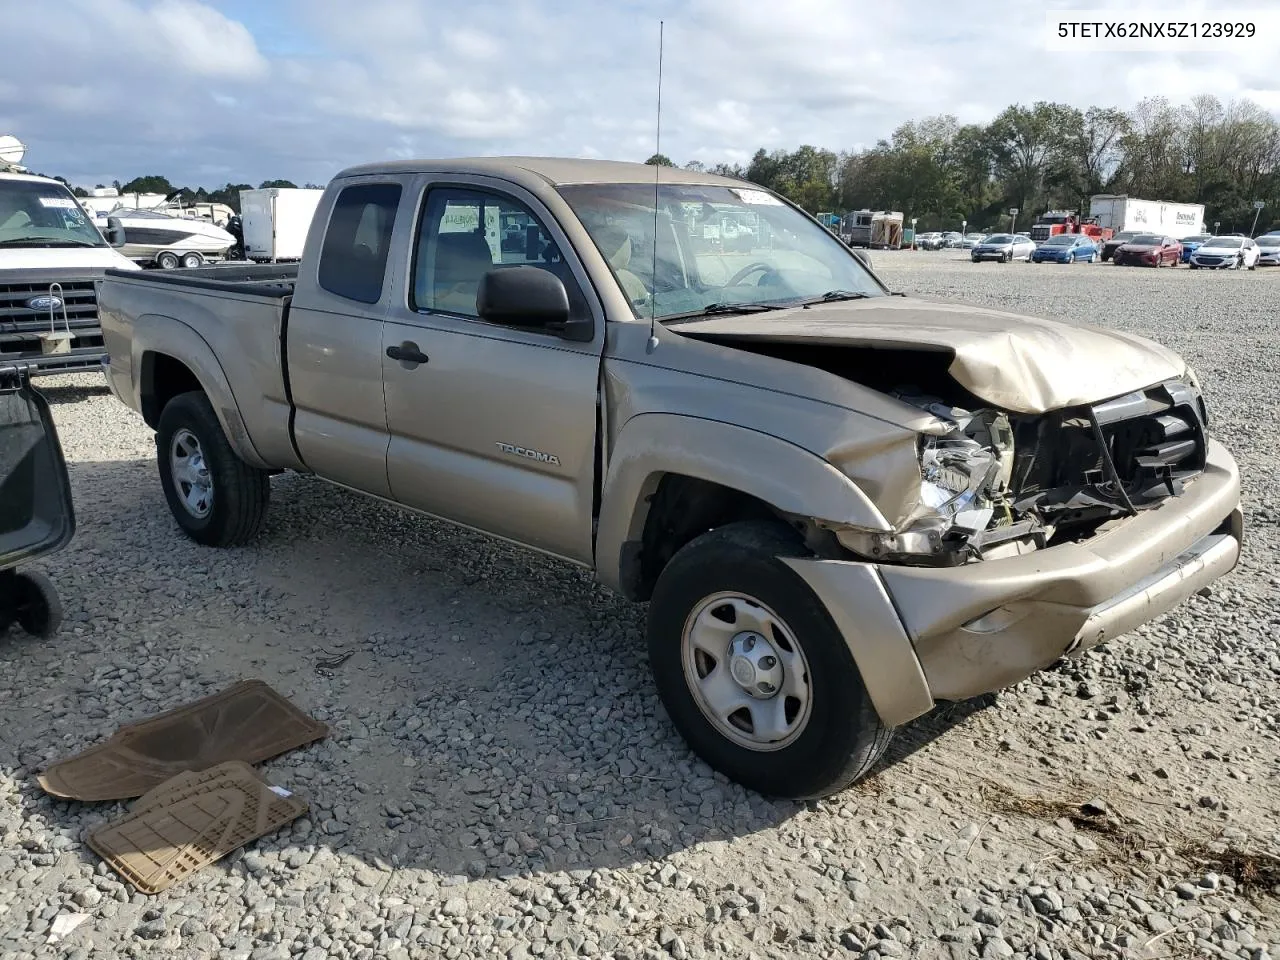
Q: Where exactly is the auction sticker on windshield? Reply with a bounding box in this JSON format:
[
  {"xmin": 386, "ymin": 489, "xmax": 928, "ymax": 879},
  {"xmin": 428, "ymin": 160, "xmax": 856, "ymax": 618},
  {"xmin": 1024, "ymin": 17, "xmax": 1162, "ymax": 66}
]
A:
[
  {"xmin": 38, "ymin": 197, "xmax": 78, "ymax": 209},
  {"xmin": 730, "ymin": 188, "xmax": 783, "ymax": 206}
]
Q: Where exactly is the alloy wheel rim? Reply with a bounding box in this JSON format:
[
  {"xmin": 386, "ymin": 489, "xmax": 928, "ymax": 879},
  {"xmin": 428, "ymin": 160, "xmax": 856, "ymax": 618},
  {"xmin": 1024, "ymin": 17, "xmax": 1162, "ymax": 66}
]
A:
[{"xmin": 169, "ymin": 428, "xmax": 213, "ymax": 518}]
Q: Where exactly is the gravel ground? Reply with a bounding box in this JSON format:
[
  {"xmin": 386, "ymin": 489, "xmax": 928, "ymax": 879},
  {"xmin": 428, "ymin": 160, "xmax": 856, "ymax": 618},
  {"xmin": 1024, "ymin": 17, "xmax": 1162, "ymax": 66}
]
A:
[{"xmin": 2, "ymin": 251, "xmax": 1278, "ymax": 960}]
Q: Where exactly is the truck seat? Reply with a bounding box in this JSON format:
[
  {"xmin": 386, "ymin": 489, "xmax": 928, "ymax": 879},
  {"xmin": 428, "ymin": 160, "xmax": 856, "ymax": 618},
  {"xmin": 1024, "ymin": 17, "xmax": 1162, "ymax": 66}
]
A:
[
  {"xmin": 601, "ymin": 231, "xmax": 650, "ymax": 308},
  {"xmin": 431, "ymin": 231, "xmax": 494, "ymax": 314}
]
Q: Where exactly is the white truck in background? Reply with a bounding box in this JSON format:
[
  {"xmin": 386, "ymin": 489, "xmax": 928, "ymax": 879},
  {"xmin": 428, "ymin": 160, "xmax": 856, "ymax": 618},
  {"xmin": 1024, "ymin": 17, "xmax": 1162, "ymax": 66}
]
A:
[
  {"xmin": 238, "ymin": 188, "xmax": 324, "ymax": 262},
  {"xmin": 0, "ymin": 135, "xmax": 139, "ymax": 374},
  {"xmin": 1089, "ymin": 195, "xmax": 1206, "ymax": 239}
]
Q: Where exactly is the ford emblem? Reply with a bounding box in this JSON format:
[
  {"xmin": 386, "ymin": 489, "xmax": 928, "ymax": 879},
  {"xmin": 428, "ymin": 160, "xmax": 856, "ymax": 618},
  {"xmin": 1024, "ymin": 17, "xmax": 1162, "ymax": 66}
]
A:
[{"xmin": 26, "ymin": 295, "xmax": 63, "ymax": 311}]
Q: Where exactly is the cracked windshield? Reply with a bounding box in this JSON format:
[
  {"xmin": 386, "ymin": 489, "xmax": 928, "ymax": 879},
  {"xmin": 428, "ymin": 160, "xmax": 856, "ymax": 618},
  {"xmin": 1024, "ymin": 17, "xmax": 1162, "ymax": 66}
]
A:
[{"xmin": 558, "ymin": 182, "xmax": 884, "ymax": 319}]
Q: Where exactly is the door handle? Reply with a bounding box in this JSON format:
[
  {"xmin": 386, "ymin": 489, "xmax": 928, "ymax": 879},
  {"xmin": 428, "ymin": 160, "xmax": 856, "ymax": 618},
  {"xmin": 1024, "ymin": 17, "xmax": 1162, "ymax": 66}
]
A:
[{"xmin": 386, "ymin": 342, "xmax": 429, "ymax": 365}]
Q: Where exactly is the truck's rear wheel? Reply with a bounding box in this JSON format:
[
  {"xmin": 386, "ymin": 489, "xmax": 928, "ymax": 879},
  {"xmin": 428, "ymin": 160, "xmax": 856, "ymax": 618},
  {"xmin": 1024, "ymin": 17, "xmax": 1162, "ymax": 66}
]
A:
[
  {"xmin": 156, "ymin": 391, "xmax": 269, "ymax": 547},
  {"xmin": 646, "ymin": 521, "xmax": 892, "ymax": 799}
]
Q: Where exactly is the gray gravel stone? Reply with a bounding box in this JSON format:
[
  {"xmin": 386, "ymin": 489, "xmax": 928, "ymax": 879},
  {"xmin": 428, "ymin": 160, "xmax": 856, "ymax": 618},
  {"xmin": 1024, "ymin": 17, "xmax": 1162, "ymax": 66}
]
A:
[{"xmin": 4, "ymin": 255, "xmax": 1277, "ymax": 960}]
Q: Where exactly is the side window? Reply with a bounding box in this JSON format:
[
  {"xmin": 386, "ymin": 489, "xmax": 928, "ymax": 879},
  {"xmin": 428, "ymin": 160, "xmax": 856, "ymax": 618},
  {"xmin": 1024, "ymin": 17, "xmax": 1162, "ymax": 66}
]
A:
[
  {"xmin": 318, "ymin": 182, "xmax": 402, "ymax": 304},
  {"xmin": 410, "ymin": 186, "xmax": 588, "ymax": 322}
]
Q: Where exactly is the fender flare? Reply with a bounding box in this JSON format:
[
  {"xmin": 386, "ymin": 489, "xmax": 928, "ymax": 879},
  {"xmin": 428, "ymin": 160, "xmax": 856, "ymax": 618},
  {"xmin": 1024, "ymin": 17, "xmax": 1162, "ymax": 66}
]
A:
[
  {"xmin": 594, "ymin": 413, "xmax": 890, "ymax": 592},
  {"xmin": 130, "ymin": 313, "xmax": 269, "ymax": 469}
]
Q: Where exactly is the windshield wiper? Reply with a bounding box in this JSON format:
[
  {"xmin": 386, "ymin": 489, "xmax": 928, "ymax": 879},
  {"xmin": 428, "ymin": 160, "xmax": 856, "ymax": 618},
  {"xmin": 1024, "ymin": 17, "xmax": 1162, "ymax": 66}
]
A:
[
  {"xmin": 798, "ymin": 289, "xmax": 871, "ymax": 307},
  {"xmin": 663, "ymin": 302, "xmax": 786, "ymax": 323},
  {"xmin": 0, "ymin": 237, "xmax": 100, "ymax": 248}
]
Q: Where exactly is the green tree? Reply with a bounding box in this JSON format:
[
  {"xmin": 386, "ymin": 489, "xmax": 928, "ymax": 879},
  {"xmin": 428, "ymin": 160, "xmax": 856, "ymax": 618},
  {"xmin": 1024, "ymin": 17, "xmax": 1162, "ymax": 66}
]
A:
[
  {"xmin": 120, "ymin": 175, "xmax": 176, "ymax": 195},
  {"xmin": 987, "ymin": 102, "xmax": 1076, "ymax": 215},
  {"xmin": 643, "ymin": 154, "xmax": 674, "ymax": 166},
  {"xmin": 1117, "ymin": 97, "xmax": 1185, "ymax": 199},
  {"xmin": 258, "ymin": 178, "xmax": 298, "ymax": 189},
  {"xmin": 1057, "ymin": 106, "xmax": 1130, "ymax": 210}
]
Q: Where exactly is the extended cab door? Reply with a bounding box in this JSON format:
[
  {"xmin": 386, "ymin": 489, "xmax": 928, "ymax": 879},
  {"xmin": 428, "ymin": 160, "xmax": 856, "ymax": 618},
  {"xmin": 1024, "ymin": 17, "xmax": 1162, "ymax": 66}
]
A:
[
  {"xmin": 286, "ymin": 178, "xmax": 408, "ymax": 497},
  {"xmin": 381, "ymin": 177, "xmax": 605, "ymax": 563}
]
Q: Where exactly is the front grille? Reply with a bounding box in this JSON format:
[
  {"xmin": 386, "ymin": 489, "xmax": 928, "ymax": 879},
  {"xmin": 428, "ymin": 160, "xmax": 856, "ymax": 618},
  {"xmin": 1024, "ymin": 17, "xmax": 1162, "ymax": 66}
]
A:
[
  {"xmin": 1010, "ymin": 380, "xmax": 1206, "ymax": 535},
  {"xmin": 0, "ymin": 279, "xmax": 103, "ymax": 362},
  {"xmin": 1093, "ymin": 382, "xmax": 1206, "ymax": 501}
]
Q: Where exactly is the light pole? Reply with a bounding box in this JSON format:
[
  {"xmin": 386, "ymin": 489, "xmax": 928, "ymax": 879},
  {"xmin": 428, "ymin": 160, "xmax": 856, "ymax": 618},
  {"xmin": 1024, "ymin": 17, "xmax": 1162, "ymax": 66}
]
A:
[
  {"xmin": 1214, "ymin": 220, "xmax": 1221, "ymax": 235},
  {"xmin": 1009, "ymin": 207, "xmax": 1019, "ymax": 234},
  {"xmin": 961, "ymin": 219, "xmax": 968, "ymax": 238},
  {"xmin": 1250, "ymin": 200, "xmax": 1265, "ymax": 237},
  {"xmin": 910, "ymin": 217, "xmax": 918, "ymax": 250}
]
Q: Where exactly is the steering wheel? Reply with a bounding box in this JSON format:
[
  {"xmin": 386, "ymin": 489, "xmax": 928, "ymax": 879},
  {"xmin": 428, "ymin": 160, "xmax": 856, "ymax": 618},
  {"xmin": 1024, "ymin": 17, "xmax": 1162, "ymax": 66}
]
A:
[{"xmin": 727, "ymin": 261, "xmax": 778, "ymax": 286}]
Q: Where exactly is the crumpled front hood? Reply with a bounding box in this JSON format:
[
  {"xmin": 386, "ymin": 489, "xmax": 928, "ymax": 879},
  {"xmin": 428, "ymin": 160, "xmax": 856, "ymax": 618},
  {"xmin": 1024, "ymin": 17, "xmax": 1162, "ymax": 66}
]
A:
[{"xmin": 673, "ymin": 296, "xmax": 1187, "ymax": 414}]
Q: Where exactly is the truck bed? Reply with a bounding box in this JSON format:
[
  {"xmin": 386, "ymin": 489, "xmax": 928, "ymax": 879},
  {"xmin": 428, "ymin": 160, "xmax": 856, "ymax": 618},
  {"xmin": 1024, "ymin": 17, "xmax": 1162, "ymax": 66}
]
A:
[
  {"xmin": 98, "ymin": 261, "xmax": 302, "ymax": 471},
  {"xmin": 103, "ymin": 262, "xmax": 298, "ymax": 299}
]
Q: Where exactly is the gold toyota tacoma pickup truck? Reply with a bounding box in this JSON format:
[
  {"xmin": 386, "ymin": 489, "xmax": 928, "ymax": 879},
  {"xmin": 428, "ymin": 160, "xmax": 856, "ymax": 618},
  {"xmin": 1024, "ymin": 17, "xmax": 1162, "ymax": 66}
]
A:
[{"xmin": 97, "ymin": 158, "xmax": 1243, "ymax": 798}]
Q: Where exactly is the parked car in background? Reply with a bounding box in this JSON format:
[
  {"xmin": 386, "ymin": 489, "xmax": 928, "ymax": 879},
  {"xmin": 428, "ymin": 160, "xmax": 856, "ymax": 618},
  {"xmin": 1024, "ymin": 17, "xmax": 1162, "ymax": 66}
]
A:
[
  {"xmin": 940, "ymin": 231, "xmax": 964, "ymax": 248},
  {"xmin": 1178, "ymin": 234, "xmax": 1213, "ymax": 263},
  {"xmin": 1252, "ymin": 234, "xmax": 1280, "ymax": 266},
  {"xmin": 1030, "ymin": 234, "xmax": 1099, "ymax": 264},
  {"xmin": 916, "ymin": 232, "xmax": 944, "ymax": 250},
  {"xmin": 958, "ymin": 233, "xmax": 987, "ymax": 249},
  {"xmin": 1100, "ymin": 230, "xmax": 1139, "ymax": 261},
  {"xmin": 1189, "ymin": 236, "xmax": 1259, "ymax": 270},
  {"xmin": 1113, "ymin": 234, "xmax": 1182, "ymax": 268},
  {"xmin": 971, "ymin": 233, "xmax": 1036, "ymax": 262}
]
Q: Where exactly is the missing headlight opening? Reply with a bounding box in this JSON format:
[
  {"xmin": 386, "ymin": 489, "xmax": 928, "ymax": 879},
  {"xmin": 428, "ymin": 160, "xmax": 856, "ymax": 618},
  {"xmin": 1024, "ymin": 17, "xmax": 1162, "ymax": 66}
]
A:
[{"xmin": 835, "ymin": 378, "xmax": 1208, "ymax": 567}]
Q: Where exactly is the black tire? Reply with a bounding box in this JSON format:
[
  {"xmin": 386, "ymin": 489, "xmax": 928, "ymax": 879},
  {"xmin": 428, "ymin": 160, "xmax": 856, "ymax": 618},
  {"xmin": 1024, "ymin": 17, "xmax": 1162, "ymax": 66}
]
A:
[
  {"xmin": 646, "ymin": 521, "xmax": 893, "ymax": 799},
  {"xmin": 1003, "ymin": 252, "xmax": 1012, "ymax": 262},
  {"xmin": 14, "ymin": 570, "xmax": 62, "ymax": 638},
  {"xmin": 156, "ymin": 251, "xmax": 180, "ymax": 270},
  {"xmin": 180, "ymin": 252, "xmax": 204, "ymax": 269},
  {"xmin": 156, "ymin": 391, "xmax": 270, "ymax": 547}
]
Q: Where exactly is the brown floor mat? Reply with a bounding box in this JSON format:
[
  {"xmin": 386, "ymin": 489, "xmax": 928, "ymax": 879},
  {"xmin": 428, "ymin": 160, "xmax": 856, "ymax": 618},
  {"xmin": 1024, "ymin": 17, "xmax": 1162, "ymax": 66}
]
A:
[
  {"xmin": 87, "ymin": 761, "xmax": 307, "ymax": 894},
  {"xmin": 37, "ymin": 680, "xmax": 328, "ymax": 801}
]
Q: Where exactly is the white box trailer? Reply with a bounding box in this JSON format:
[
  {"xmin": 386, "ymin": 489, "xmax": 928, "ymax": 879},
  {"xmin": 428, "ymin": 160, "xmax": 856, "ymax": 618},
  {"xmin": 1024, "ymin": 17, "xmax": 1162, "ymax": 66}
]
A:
[
  {"xmin": 1088, "ymin": 195, "xmax": 1205, "ymax": 239},
  {"xmin": 239, "ymin": 188, "xmax": 324, "ymax": 261}
]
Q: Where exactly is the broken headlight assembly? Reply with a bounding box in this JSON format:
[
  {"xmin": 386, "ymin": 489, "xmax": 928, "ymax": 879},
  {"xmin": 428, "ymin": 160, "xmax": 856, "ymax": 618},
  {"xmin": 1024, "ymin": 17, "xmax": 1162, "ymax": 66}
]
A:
[{"xmin": 836, "ymin": 395, "xmax": 1043, "ymax": 565}]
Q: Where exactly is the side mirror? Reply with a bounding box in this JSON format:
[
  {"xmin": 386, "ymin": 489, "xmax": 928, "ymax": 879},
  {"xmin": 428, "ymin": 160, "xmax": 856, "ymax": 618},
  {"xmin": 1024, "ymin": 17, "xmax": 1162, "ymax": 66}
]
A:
[
  {"xmin": 852, "ymin": 249, "xmax": 872, "ymax": 271},
  {"xmin": 104, "ymin": 216, "xmax": 127, "ymax": 248},
  {"xmin": 477, "ymin": 266, "xmax": 592, "ymax": 342}
]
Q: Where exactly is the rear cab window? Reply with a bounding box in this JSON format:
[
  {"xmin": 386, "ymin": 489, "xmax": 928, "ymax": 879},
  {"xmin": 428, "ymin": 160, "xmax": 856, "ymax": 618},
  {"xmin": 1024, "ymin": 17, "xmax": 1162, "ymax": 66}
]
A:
[{"xmin": 318, "ymin": 182, "xmax": 403, "ymax": 304}]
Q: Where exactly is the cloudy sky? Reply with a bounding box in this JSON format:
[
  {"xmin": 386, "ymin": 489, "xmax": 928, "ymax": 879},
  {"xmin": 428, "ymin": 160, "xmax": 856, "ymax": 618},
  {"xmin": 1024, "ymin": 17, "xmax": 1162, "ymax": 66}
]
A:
[{"xmin": 2, "ymin": 0, "xmax": 1277, "ymax": 189}]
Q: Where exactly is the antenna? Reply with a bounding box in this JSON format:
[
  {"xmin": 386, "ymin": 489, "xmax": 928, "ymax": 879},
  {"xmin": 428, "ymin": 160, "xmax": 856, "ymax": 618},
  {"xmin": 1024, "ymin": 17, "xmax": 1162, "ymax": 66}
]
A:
[{"xmin": 646, "ymin": 21, "xmax": 664, "ymax": 353}]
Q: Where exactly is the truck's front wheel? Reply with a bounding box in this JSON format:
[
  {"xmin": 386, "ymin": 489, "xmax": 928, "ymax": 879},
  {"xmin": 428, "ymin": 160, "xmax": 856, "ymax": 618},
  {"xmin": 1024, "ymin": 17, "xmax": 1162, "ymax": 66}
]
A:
[
  {"xmin": 646, "ymin": 521, "xmax": 892, "ymax": 799},
  {"xmin": 156, "ymin": 391, "xmax": 270, "ymax": 547}
]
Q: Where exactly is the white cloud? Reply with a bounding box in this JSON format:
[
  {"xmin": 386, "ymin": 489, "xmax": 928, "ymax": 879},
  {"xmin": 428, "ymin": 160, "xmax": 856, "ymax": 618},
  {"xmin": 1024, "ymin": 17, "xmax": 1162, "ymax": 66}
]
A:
[
  {"xmin": 0, "ymin": 0, "xmax": 1275, "ymax": 187},
  {"xmin": 151, "ymin": 0, "xmax": 268, "ymax": 79}
]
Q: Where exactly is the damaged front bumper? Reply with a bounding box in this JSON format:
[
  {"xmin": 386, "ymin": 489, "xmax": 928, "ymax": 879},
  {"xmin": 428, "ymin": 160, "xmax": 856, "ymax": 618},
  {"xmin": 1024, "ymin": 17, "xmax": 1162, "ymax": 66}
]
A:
[{"xmin": 781, "ymin": 439, "xmax": 1242, "ymax": 727}]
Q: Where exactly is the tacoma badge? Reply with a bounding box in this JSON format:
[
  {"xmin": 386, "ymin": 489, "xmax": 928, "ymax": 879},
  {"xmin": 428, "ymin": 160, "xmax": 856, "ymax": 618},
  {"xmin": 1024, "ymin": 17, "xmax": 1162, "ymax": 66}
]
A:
[{"xmin": 496, "ymin": 442, "xmax": 561, "ymax": 466}]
